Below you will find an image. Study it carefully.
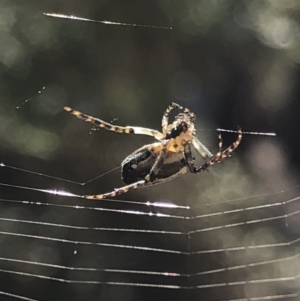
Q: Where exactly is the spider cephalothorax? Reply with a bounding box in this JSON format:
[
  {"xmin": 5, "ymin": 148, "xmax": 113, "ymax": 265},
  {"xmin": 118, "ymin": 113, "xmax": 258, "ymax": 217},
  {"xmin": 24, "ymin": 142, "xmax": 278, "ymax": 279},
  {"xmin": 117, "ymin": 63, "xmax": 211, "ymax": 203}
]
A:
[
  {"xmin": 64, "ymin": 103, "xmax": 242, "ymax": 199},
  {"xmin": 163, "ymin": 105, "xmax": 197, "ymax": 154}
]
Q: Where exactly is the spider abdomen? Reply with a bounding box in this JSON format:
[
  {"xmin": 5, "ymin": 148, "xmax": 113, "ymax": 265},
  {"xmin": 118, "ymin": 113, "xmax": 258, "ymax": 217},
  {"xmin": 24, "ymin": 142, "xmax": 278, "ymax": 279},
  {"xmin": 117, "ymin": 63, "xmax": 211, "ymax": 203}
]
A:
[{"xmin": 121, "ymin": 143, "xmax": 188, "ymax": 185}]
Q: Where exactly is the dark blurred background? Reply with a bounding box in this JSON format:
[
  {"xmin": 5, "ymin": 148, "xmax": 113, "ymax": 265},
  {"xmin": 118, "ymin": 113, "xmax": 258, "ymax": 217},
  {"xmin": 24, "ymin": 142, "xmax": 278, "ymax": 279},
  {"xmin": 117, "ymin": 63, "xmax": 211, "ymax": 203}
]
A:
[{"xmin": 0, "ymin": 0, "xmax": 300, "ymax": 300}]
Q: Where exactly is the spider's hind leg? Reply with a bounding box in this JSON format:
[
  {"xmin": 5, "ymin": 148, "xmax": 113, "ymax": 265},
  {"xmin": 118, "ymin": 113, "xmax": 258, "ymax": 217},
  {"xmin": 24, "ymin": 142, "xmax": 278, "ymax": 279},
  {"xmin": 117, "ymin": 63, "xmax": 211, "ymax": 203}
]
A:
[
  {"xmin": 85, "ymin": 146, "xmax": 168, "ymax": 200},
  {"xmin": 84, "ymin": 180, "xmax": 146, "ymax": 200}
]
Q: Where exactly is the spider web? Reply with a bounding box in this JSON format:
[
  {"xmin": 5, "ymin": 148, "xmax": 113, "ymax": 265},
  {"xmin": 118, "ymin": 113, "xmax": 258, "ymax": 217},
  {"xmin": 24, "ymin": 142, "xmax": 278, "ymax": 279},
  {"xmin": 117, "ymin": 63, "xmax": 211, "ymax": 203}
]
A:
[{"xmin": 0, "ymin": 0, "xmax": 299, "ymax": 300}]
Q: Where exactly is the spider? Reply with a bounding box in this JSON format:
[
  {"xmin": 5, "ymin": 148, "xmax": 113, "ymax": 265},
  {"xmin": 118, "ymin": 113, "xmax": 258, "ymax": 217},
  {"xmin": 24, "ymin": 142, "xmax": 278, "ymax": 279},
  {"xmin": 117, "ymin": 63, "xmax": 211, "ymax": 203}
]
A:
[{"xmin": 64, "ymin": 103, "xmax": 242, "ymax": 200}]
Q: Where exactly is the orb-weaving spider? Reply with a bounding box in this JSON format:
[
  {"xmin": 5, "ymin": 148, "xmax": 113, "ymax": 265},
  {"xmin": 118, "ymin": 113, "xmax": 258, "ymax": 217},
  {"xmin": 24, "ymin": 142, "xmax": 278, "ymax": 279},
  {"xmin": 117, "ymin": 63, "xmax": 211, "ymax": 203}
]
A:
[{"xmin": 64, "ymin": 103, "xmax": 242, "ymax": 200}]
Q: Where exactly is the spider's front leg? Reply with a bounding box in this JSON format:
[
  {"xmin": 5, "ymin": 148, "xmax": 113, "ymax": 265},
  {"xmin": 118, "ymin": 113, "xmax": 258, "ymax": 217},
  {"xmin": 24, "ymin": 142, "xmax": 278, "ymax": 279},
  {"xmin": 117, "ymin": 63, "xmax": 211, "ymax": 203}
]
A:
[
  {"xmin": 64, "ymin": 106, "xmax": 164, "ymax": 140},
  {"xmin": 196, "ymin": 131, "xmax": 224, "ymax": 173},
  {"xmin": 161, "ymin": 103, "xmax": 183, "ymax": 135},
  {"xmin": 190, "ymin": 127, "xmax": 242, "ymax": 174},
  {"xmin": 192, "ymin": 137, "xmax": 213, "ymax": 160},
  {"xmin": 161, "ymin": 102, "xmax": 196, "ymax": 135}
]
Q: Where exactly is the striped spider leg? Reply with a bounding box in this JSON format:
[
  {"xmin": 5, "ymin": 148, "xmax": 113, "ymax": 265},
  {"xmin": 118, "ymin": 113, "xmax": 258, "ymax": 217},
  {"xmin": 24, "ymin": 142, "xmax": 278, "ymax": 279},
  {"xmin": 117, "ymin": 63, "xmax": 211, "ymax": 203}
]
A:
[
  {"xmin": 84, "ymin": 180, "xmax": 147, "ymax": 200},
  {"xmin": 85, "ymin": 144, "xmax": 169, "ymax": 200},
  {"xmin": 161, "ymin": 102, "xmax": 195, "ymax": 135},
  {"xmin": 194, "ymin": 127, "xmax": 242, "ymax": 173},
  {"xmin": 161, "ymin": 102, "xmax": 183, "ymax": 135},
  {"xmin": 64, "ymin": 106, "xmax": 165, "ymax": 140}
]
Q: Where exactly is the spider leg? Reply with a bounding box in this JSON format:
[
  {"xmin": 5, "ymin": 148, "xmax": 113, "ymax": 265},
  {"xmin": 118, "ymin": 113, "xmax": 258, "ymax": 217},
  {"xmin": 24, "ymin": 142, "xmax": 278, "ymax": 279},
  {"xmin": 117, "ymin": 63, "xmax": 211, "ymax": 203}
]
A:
[
  {"xmin": 192, "ymin": 137, "xmax": 213, "ymax": 160},
  {"xmin": 194, "ymin": 127, "xmax": 242, "ymax": 174},
  {"xmin": 219, "ymin": 126, "xmax": 242, "ymax": 159},
  {"xmin": 161, "ymin": 102, "xmax": 183, "ymax": 134},
  {"xmin": 84, "ymin": 146, "xmax": 167, "ymax": 200},
  {"xmin": 145, "ymin": 146, "xmax": 167, "ymax": 182},
  {"xmin": 64, "ymin": 106, "xmax": 164, "ymax": 140},
  {"xmin": 84, "ymin": 149, "xmax": 167, "ymax": 200},
  {"xmin": 183, "ymin": 143, "xmax": 198, "ymax": 173},
  {"xmin": 84, "ymin": 180, "xmax": 145, "ymax": 200}
]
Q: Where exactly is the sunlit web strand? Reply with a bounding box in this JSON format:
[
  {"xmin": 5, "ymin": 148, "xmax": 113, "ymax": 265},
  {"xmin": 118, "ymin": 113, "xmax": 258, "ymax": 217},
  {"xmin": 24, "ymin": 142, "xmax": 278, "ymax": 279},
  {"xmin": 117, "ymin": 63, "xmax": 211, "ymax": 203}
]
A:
[
  {"xmin": 0, "ymin": 198, "xmax": 188, "ymax": 219},
  {"xmin": 0, "ymin": 291, "xmax": 41, "ymax": 301},
  {"xmin": 0, "ymin": 162, "xmax": 120, "ymax": 186},
  {"xmin": 190, "ymin": 237, "xmax": 300, "ymax": 255},
  {"xmin": 190, "ymin": 253, "xmax": 300, "ymax": 277},
  {"xmin": 1, "ymin": 186, "xmax": 298, "ymax": 222},
  {"xmin": 0, "ymin": 246, "xmax": 298, "ymax": 290},
  {"xmin": 192, "ymin": 190, "xmax": 299, "ymax": 222},
  {"xmin": 16, "ymin": 86, "xmax": 45, "ymax": 109},
  {"xmin": 0, "ymin": 252, "xmax": 298, "ymax": 280},
  {"xmin": 0, "ymin": 268, "xmax": 186, "ymax": 289},
  {"xmin": 189, "ymin": 214, "xmax": 300, "ymax": 253},
  {"xmin": 189, "ymin": 214, "xmax": 290, "ymax": 234},
  {"xmin": 0, "ymin": 217, "xmax": 185, "ymax": 235},
  {"xmin": 2, "ymin": 192, "xmax": 294, "ymax": 284},
  {"xmin": 192, "ymin": 201, "xmax": 284, "ymax": 220},
  {"xmin": 190, "ymin": 226, "xmax": 300, "ymax": 254},
  {"xmin": 44, "ymin": 13, "xmax": 173, "ymax": 30},
  {"xmin": 216, "ymin": 128, "xmax": 276, "ymax": 136},
  {"xmin": 0, "ymin": 267, "xmax": 297, "ymax": 294},
  {"xmin": 0, "ymin": 256, "xmax": 184, "ymax": 277},
  {"xmin": 2, "ymin": 162, "xmax": 300, "ymax": 212},
  {"xmin": 189, "ymin": 203, "xmax": 300, "ymax": 233},
  {"xmin": 0, "ymin": 230, "xmax": 188, "ymax": 254},
  {"xmin": 204, "ymin": 183, "xmax": 300, "ymax": 207},
  {"xmin": 193, "ymin": 276, "xmax": 295, "ymax": 289},
  {"xmin": 0, "ymin": 182, "xmax": 189, "ymax": 209},
  {"xmin": 216, "ymin": 294, "xmax": 298, "ymax": 301},
  {"xmin": 1, "ymin": 221, "xmax": 299, "ymax": 256}
]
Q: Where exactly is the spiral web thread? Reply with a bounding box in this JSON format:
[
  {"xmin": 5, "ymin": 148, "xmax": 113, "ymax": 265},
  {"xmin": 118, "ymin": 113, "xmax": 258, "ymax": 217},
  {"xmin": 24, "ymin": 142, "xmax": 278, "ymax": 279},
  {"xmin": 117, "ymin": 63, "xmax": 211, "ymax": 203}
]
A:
[{"xmin": 0, "ymin": 160, "xmax": 299, "ymax": 301}]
